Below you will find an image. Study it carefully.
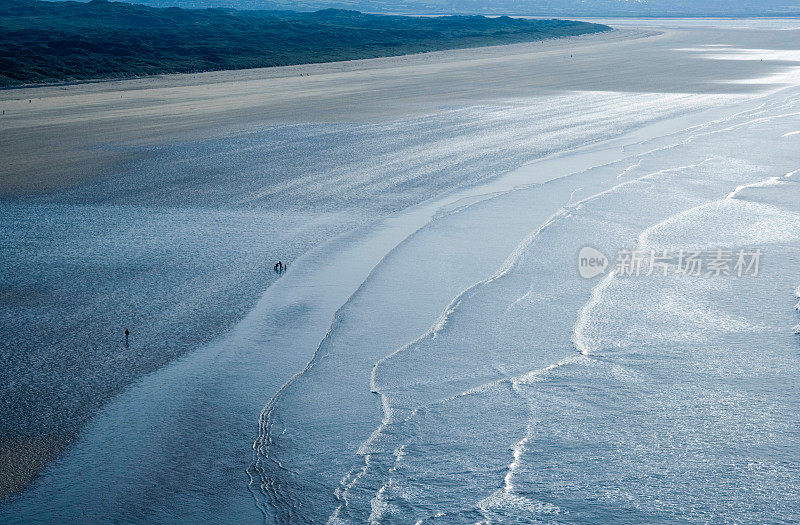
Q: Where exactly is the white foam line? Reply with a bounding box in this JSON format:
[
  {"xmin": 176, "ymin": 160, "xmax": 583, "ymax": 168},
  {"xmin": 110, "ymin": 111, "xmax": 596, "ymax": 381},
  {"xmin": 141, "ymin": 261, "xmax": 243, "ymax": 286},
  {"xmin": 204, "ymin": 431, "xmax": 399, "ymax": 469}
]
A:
[
  {"xmin": 726, "ymin": 177, "xmax": 783, "ymax": 199},
  {"xmin": 619, "ymin": 96, "xmax": 799, "ymax": 174},
  {"xmin": 468, "ymin": 352, "xmax": 607, "ymax": 524},
  {"xmin": 488, "ymin": 355, "xmax": 592, "ymax": 505},
  {"xmin": 326, "ymin": 93, "xmax": 800, "ymax": 522},
  {"xmin": 576, "ymin": 160, "xmax": 793, "ymax": 359},
  {"xmin": 367, "ymin": 484, "xmax": 389, "ymax": 524},
  {"xmin": 328, "ymin": 454, "xmax": 374, "ymax": 524},
  {"xmin": 353, "ymin": 153, "xmax": 724, "ymax": 517},
  {"xmin": 783, "ymin": 130, "xmax": 800, "ymax": 137},
  {"xmin": 726, "ymin": 168, "xmax": 800, "ymax": 200},
  {"xmin": 567, "ymin": 186, "xmax": 584, "ymax": 204},
  {"xmin": 572, "ymin": 268, "xmax": 618, "ymax": 355},
  {"xmin": 617, "ymin": 158, "xmax": 643, "ymax": 178},
  {"xmin": 794, "ymin": 286, "xmax": 800, "ymax": 335}
]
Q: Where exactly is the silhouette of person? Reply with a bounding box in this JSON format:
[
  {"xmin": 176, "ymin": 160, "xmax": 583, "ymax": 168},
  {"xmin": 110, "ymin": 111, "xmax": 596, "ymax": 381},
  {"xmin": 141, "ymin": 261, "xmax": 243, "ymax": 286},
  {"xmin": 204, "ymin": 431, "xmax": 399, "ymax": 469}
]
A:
[{"xmin": 124, "ymin": 328, "xmax": 130, "ymax": 347}]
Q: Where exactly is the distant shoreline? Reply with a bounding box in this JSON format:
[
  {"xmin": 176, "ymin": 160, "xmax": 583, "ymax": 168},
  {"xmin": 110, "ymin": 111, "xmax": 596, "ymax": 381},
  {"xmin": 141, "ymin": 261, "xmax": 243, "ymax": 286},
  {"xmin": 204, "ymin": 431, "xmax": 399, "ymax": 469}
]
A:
[
  {"xmin": 0, "ymin": 0, "xmax": 609, "ymax": 87},
  {"xmin": 392, "ymin": 13, "xmax": 800, "ymax": 19},
  {"xmin": 0, "ymin": 26, "xmax": 648, "ymax": 504},
  {"xmin": 0, "ymin": 27, "xmax": 651, "ymax": 193},
  {"xmin": 0, "ymin": 30, "xmax": 606, "ymax": 92}
]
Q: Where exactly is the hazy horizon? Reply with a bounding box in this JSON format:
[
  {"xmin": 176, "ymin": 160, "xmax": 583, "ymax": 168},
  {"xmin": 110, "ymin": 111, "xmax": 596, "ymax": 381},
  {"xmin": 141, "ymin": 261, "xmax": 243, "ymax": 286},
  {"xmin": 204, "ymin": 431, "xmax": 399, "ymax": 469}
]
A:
[{"xmin": 79, "ymin": 0, "xmax": 800, "ymax": 17}]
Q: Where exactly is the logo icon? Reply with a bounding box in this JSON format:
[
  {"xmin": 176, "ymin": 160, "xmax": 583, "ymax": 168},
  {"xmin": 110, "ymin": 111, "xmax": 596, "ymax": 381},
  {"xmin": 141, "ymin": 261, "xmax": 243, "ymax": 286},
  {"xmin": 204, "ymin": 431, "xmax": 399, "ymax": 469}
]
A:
[{"xmin": 578, "ymin": 246, "xmax": 608, "ymax": 279}]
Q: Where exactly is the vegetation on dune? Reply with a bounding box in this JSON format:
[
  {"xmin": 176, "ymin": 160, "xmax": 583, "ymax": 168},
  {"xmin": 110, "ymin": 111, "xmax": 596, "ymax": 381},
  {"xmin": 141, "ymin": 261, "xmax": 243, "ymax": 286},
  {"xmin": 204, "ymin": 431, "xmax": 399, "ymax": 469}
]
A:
[{"xmin": 0, "ymin": 0, "xmax": 609, "ymax": 86}]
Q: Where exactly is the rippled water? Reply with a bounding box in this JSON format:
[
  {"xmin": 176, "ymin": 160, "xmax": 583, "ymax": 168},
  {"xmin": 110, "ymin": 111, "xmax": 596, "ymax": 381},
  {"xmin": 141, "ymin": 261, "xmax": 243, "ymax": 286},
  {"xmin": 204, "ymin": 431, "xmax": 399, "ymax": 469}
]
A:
[
  {"xmin": 3, "ymin": 26, "xmax": 800, "ymax": 525},
  {"xmin": 0, "ymin": 91, "xmax": 718, "ymax": 449},
  {"xmin": 253, "ymin": 90, "xmax": 800, "ymax": 523}
]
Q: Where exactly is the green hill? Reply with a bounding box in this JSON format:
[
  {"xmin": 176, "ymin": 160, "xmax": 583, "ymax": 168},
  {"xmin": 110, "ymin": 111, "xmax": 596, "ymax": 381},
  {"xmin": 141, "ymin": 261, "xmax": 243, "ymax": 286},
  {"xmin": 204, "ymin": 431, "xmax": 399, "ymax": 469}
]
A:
[{"xmin": 0, "ymin": 0, "xmax": 609, "ymax": 86}]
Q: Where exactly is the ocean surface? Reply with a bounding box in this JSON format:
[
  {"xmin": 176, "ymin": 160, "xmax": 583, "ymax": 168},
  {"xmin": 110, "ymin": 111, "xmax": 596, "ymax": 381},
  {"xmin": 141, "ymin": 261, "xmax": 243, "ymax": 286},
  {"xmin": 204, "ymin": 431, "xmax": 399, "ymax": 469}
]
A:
[
  {"xmin": 0, "ymin": 91, "xmax": 720, "ymax": 452},
  {"xmin": 251, "ymin": 87, "xmax": 800, "ymax": 523},
  {"xmin": 2, "ymin": 21, "xmax": 800, "ymax": 524}
]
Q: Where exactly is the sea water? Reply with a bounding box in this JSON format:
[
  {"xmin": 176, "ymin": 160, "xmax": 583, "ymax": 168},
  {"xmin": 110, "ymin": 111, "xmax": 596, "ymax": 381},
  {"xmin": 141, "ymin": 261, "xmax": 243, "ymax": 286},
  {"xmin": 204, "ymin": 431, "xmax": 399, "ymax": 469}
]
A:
[
  {"xmin": 253, "ymin": 89, "xmax": 800, "ymax": 523},
  {"xmin": 3, "ymin": 25, "xmax": 800, "ymax": 525},
  {"xmin": 0, "ymin": 91, "xmax": 718, "ymax": 458}
]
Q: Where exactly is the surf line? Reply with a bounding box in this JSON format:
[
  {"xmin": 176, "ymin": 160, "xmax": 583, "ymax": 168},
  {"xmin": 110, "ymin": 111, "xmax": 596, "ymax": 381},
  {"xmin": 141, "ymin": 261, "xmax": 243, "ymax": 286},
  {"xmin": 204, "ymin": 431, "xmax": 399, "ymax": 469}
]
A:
[{"xmin": 250, "ymin": 95, "xmax": 787, "ymax": 520}]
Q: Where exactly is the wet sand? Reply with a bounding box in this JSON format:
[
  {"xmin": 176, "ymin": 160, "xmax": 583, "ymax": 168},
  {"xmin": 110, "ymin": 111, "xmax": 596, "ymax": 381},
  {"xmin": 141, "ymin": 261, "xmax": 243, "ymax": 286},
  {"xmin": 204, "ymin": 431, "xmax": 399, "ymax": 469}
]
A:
[
  {"xmin": 0, "ymin": 437, "xmax": 63, "ymax": 501},
  {"xmin": 2, "ymin": 25, "xmax": 798, "ymax": 194},
  {"xmin": 2, "ymin": 21, "xmax": 800, "ymax": 514}
]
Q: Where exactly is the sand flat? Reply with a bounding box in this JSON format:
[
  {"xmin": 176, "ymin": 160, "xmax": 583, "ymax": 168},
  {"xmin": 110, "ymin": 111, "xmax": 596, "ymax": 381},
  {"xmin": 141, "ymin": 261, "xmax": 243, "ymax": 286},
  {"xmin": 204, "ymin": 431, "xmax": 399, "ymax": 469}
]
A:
[
  {"xmin": 2, "ymin": 21, "xmax": 800, "ymax": 521},
  {"xmin": 4, "ymin": 25, "xmax": 800, "ymax": 194}
]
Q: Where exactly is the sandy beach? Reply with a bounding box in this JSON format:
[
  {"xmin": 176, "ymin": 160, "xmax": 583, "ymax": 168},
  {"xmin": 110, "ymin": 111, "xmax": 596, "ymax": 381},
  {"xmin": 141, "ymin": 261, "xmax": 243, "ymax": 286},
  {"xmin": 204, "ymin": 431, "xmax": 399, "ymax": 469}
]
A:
[
  {"xmin": 2, "ymin": 19, "xmax": 800, "ymax": 523},
  {"xmin": 2, "ymin": 25, "xmax": 797, "ymax": 194}
]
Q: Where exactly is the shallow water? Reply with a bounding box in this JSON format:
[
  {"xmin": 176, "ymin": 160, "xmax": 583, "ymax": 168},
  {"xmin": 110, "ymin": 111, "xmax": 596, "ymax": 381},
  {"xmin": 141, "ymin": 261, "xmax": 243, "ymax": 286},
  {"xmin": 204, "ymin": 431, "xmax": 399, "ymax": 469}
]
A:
[
  {"xmin": 255, "ymin": 89, "xmax": 800, "ymax": 523},
  {"xmin": 0, "ymin": 91, "xmax": 721, "ymax": 452},
  {"xmin": 2, "ymin": 22, "xmax": 800, "ymax": 525}
]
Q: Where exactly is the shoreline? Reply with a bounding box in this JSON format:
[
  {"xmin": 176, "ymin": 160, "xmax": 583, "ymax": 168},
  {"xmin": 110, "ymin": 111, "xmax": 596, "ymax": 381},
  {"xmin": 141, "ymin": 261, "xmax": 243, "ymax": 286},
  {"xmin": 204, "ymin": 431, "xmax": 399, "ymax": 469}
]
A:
[
  {"xmin": 0, "ymin": 28, "xmax": 637, "ymax": 98},
  {"xmin": 3, "ymin": 83, "xmax": 790, "ymax": 520},
  {"xmin": 0, "ymin": 28, "xmax": 657, "ymax": 502},
  {"xmin": 0, "ymin": 3, "xmax": 611, "ymax": 89},
  {"xmin": 0, "ymin": 28, "xmax": 657, "ymax": 195},
  {"xmin": 0, "ymin": 28, "xmax": 614, "ymax": 93},
  {"xmin": 3, "ymin": 21, "xmax": 800, "ymax": 512}
]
